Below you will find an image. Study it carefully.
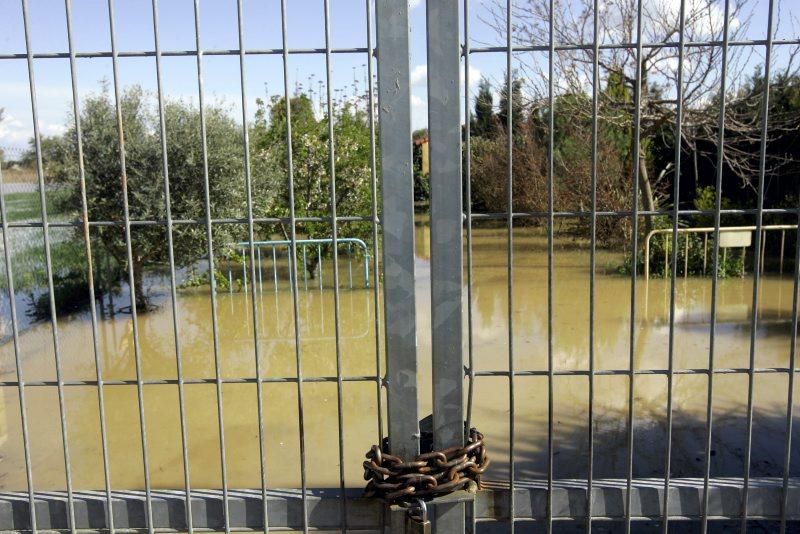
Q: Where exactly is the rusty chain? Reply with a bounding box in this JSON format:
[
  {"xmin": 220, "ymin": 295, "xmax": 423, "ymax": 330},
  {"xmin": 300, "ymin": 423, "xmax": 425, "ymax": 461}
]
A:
[{"xmin": 362, "ymin": 427, "xmax": 490, "ymax": 503}]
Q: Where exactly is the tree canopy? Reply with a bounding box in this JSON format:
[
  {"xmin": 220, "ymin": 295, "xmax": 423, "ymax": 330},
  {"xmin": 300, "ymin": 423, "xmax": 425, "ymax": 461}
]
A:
[{"xmin": 44, "ymin": 85, "xmax": 246, "ymax": 306}]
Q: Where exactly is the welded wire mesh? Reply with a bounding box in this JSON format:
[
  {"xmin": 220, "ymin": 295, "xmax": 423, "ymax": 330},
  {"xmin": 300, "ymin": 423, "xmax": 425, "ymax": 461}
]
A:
[{"xmin": 0, "ymin": 1, "xmax": 387, "ymax": 533}]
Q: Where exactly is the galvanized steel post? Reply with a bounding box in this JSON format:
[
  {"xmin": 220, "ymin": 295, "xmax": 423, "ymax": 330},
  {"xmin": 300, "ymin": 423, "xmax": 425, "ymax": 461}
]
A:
[
  {"xmin": 427, "ymin": 0, "xmax": 465, "ymax": 531},
  {"xmin": 375, "ymin": 0, "xmax": 419, "ymax": 464}
]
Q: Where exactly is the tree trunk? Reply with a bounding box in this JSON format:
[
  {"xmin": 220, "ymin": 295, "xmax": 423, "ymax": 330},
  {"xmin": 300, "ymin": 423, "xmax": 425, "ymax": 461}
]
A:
[
  {"xmin": 633, "ymin": 70, "xmax": 656, "ymax": 236},
  {"xmin": 305, "ymin": 254, "xmax": 320, "ymax": 280},
  {"xmin": 131, "ymin": 255, "xmax": 148, "ymax": 311},
  {"xmin": 638, "ymin": 149, "xmax": 656, "ymax": 236}
]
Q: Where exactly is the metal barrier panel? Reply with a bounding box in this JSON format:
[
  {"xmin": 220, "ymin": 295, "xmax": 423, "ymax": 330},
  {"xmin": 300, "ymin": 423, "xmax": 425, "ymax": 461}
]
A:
[
  {"xmin": 427, "ymin": 0, "xmax": 465, "ymax": 531},
  {"xmin": 0, "ymin": 0, "xmax": 409, "ymax": 533},
  {"xmin": 375, "ymin": 0, "xmax": 420, "ymax": 465},
  {"xmin": 458, "ymin": 1, "xmax": 800, "ymax": 534}
]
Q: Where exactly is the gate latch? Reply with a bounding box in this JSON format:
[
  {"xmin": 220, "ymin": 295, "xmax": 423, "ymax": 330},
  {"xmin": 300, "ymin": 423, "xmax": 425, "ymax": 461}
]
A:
[{"xmin": 406, "ymin": 499, "xmax": 431, "ymax": 534}]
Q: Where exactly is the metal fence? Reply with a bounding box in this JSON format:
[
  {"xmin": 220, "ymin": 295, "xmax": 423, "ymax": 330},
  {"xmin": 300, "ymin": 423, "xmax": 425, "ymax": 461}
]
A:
[
  {"xmin": 230, "ymin": 238, "xmax": 373, "ymax": 291},
  {"xmin": 1, "ymin": 0, "xmax": 799, "ymax": 533}
]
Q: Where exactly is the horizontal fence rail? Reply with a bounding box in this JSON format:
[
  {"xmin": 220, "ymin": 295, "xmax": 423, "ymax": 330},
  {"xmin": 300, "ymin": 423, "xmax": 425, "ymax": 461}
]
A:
[{"xmin": 4, "ymin": 478, "xmax": 800, "ymax": 531}]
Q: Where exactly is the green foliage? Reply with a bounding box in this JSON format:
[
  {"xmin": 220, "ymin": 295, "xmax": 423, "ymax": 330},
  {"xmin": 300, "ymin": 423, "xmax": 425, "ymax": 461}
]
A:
[
  {"xmin": 619, "ymin": 216, "xmax": 744, "ymax": 279},
  {"xmin": 692, "ymin": 186, "xmax": 740, "ymax": 227},
  {"xmin": 498, "ymin": 72, "xmax": 525, "ymax": 135},
  {"xmin": 179, "ymin": 267, "xmax": 237, "ymax": 291},
  {"xmin": 599, "ymin": 72, "xmax": 635, "ymax": 164},
  {"xmin": 11, "ymin": 239, "xmax": 89, "ymax": 291},
  {"xmin": 1, "ymin": 189, "xmax": 71, "ymax": 222},
  {"xmin": 412, "ymin": 128, "xmax": 429, "ymax": 203},
  {"xmin": 471, "ymin": 78, "xmax": 496, "ymax": 138},
  {"xmin": 42, "ymin": 84, "xmax": 247, "ymax": 307},
  {"xmin": 639, "ymin": 231, "xmax": 744, "ymax": 279},
  {"xmin": 251, "ymin": 95, "xmax": 375, "ymax": 277}
]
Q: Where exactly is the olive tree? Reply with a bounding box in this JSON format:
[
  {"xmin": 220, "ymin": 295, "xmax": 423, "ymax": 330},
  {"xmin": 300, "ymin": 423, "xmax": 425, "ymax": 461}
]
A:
[{"xmin": 47, "ymin": 84, "xmax": 246, "ymax": 308}]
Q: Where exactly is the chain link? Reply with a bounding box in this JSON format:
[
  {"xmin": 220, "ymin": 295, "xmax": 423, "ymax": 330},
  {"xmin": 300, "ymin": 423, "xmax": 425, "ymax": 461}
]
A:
[{"xmin": 362, "ymin": 427, "xmax": 490, "ymax": 502}]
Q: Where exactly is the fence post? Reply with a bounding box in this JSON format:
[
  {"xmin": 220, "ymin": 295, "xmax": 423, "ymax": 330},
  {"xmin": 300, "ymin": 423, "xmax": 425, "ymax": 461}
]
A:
[
  {"xmin": 427, "ymin": 0, "xmax": 465, "ymax": 531},
  {"xmin": 375, "ymin": 0, "xmax": 419, "ymax": 464}
]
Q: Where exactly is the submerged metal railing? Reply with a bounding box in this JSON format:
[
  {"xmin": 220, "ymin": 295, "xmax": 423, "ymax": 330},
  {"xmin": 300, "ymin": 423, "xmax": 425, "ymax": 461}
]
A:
[
  {"xmin": 644, "ymin": 225, "xmax": 798, "ymax": 281},
  {"xmin": 0, "ymin": 1, "xmax": 390, "ymax": 533},
  {"xmin": 228, "ymin": 238, "xmax": 371, "ymax": 293}
]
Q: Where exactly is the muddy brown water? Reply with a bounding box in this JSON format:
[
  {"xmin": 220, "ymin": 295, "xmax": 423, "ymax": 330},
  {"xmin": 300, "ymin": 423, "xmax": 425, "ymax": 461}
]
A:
[{"xmin": 1, "ymin": 224, "xmax": 798, "ymax": 491}]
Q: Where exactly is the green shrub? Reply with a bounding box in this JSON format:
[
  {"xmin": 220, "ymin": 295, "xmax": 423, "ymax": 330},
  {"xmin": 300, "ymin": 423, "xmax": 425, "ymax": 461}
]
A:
[{"xmin": 640, "ymin": 230, "xmax": 744, "ymax": 278}]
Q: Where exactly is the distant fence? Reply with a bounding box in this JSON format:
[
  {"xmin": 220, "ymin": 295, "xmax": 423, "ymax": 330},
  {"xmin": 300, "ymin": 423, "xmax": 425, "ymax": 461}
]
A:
[
  {"xmin": 644, "ymin": 225, "xmax": 798, "ymax": 281},
  {"xmin": 229, "ymin": 238, "xmax": 372, "ymax": 292}
]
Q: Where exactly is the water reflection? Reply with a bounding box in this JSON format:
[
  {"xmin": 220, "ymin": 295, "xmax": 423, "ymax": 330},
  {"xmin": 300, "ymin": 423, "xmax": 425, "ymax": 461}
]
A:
[{"xmin": 0, "ymin": 224, "xmax": 798, "ymax": 490}]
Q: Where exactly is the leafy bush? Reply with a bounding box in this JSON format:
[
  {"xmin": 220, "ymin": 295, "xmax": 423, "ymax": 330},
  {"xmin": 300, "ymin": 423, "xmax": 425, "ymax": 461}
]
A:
[{"xmin": 619, "ymin": 216, "xmax": 745, "ymax": 278}]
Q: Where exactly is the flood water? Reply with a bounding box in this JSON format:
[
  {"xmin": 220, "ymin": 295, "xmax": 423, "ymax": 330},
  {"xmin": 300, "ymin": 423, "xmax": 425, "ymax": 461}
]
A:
[{"xmin": 1, "ymin": 223, "xmax": 798, "ymax": 491}]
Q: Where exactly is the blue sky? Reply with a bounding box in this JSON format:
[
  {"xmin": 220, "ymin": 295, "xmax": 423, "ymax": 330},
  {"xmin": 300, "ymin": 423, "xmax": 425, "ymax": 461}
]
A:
[
  {"xmin": 0, "ymin": 0, "xmax": 794, "ymax": 154},
  {"xmin": 0, "ymin": 0, "xmax": 488, "ymax": 153}
]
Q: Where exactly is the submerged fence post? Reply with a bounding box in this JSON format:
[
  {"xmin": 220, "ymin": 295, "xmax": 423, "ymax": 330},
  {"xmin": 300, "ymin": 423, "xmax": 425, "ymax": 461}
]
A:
[
  {"xmin": 427, "ymin": 0, "xmax": 465, "ymax": 531},
  {"xmin": 375, "ymin": 0, "xmax": 419, "ymax": 465}
]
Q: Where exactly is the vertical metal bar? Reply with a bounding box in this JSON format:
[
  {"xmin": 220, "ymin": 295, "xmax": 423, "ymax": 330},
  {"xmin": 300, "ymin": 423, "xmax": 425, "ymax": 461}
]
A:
[
  {"xmin": 586, "ymin": 0, "xmax": 600, "ymax": 530},
  {"xmin": 780, "ymin": 230, "xmax": 786, "ymax": 276},
  {"xmin": 273, "ymin": 246, "xmax": 278, "ymax": 292},
  {"xmin": 257, "ymin": 247, "xmax": 263, "ymax": 293},
  {"xmin": 780, "ymin": 222, "xmax": 800, "ymax": 534},
  {"xmin": 190, "ymin": 0, "xmax": 233, "ymax": 530},
  {"xmin": 624, "ymin": 1, "xmax": 644, "ymax": 532},
  {"xmin": 546, "ymin": 1, "xmax": 555, "ymax": 531},
  {"xmin": 427, "ymin": 0, "xmax": 464, "ymax": 443},
  {"xmin": 364, "ymin": 250, "xmax": 370, "ymax": 288},
  {"xmin": 505, "ymin": 0, "xmax": 516, "ymax": 531},
  {"xmin": 21, "ymin": 2, "xmax": 78, "ymax": 532},
  {"xmin": 347, "ymin": 242, "xmax": 353, "ymax": 289},
  {"xmin": 463, "ymin": 4, "xmax": 477, "ymax": 534},
  {"xmin": 242, "ymin": 248, "xmax": 248, "ymax": 294},
  {"xmin": 741, "ymin": 2, "xmax": 774, "ymax": 530},
  {"xmin": 318, "ymin": 244, "xmax": 323, "ymax": 290},
  {"xmin": 105, "ymin": 1, "xmax": 153, "ymax": 529},
  {"xmin": 364, "ymin": 0, "xmax": 385, "ymax": 446},
  {"xmin": 684, "ymin": 234, "xmax": 689, "ymax": 278},
  {"xmin": 761, "ymin": 230, "xmax": 766, "ymax": 275},
  {"xmin": 704, "ymin": 233, "xmax": 708, "ymax": 275},
  {"xmin": 0, "ymin": 148, "xmax": 37, "ymax": 534},
  {"xmin": 235, "ymin": 1, "xmax": 274, "ymax": 531},
  {"xmin": 61, "ymin": 0, "xmax": 115, "ymax": 534},
  {"xmin": 278, "ymin": 0, "xmax": 309, "ymax": 530},
  {"xmin": 303, "ymin": 245, "xmax": 308, "ymax": 290},
  {"xmin": 427, "ymin": 0, "xmax": 465, "ymax": 528},
  {"xmin": 63, "ymin": 1, "xmax": 114, "ymax": 530},
  {"xmin": 375, "ymin": 0, "xmax": 419, "ymax": 462},
  {"xmin": 464, "ymin": 0, "xmax": 477, "ymax": 459},
  {"xmin": 321, "ymin": 1, "xmax": 348, "ymax": 529},
  {"xmin": 663, "ymin": 2, "xmax": 686, "ymax": 529},
  {"xmin": 724, "ymin": 247, "xmax": 728, "ymax": 271}
]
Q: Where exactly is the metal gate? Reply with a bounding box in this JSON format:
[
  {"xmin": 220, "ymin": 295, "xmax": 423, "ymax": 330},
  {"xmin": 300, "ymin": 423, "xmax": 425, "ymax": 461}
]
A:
[{"xmin": 1, "ymin": 0, "xmax": 800, "ymax": 532}]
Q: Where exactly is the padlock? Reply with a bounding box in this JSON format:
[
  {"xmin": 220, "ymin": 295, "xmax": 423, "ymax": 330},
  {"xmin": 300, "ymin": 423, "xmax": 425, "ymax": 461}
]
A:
[{"xmin": 406, "ymin": 499, "xmax": 431, "ymax": 534}]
